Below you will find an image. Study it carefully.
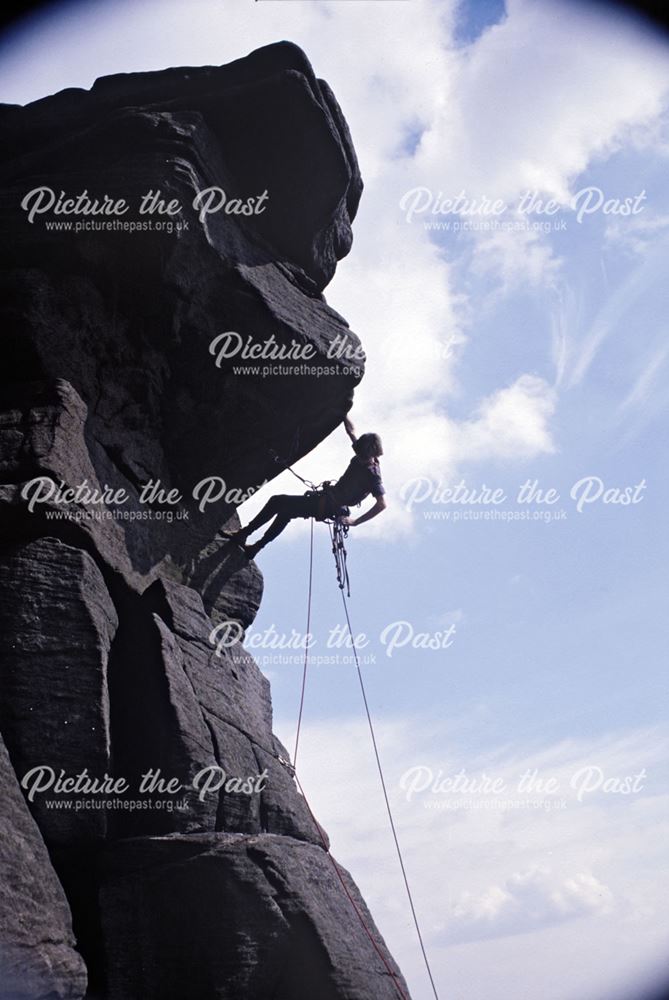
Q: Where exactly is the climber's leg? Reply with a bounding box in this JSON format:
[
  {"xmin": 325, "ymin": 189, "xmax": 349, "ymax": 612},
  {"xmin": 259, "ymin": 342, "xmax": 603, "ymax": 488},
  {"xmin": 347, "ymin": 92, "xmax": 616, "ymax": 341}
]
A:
[
  {"xmin": 244, "ymin": 494, "xmax": 318, "ymax": 557},
  {"xmin": 221, "ymin": 494, "xmax": 284, "ymax": 544}
]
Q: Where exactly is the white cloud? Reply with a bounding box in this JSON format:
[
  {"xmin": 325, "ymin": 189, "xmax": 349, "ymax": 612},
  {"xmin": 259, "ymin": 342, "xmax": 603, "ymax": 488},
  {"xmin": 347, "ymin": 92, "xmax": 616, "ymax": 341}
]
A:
[
  {"xmin": 321, "ymin": 0, "xmax": 669, "ymax": 521},
  {"xmin": 471, "ymin": 224, "xmax": 562, "ymax": 294},
  {"xmin": 444, "ymin": 866, "xmax": 615, "ymax": 943},
  {"xmin": 415, "ymin": 0, "xmax": 669, "ymax": 202},
  {"xmin": 455, "ymin": 373, "xmax": 557, "ymax": 460},
  {"xmin": 279, "ymin": 713, "xmax": 669, "ymax": 999}
]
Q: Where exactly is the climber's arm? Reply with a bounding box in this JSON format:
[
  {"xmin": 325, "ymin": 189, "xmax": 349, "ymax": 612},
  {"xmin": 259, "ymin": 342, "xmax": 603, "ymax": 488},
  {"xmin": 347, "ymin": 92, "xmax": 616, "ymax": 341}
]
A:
[
  {"xmin": 343, "ymin": 414, "xmax": 357, "ymax": 443},
  {"xmin": 344, "ymin": 495, "xmax": 387, "ymax": 527}
]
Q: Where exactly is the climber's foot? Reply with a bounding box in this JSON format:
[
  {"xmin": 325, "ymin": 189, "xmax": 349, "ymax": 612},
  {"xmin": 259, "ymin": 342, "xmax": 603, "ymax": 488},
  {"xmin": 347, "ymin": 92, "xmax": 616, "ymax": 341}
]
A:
[{"xmin": 221, "ymin": 529, "xmax": 248, "ymax": 548}]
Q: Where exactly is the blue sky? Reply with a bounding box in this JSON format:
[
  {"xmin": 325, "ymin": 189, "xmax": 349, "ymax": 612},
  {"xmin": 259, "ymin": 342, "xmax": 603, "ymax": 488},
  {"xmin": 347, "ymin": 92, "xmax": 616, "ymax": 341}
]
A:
[{"xmin": 2, "ymin": 2, "xmax": 668, "ymax": 999}]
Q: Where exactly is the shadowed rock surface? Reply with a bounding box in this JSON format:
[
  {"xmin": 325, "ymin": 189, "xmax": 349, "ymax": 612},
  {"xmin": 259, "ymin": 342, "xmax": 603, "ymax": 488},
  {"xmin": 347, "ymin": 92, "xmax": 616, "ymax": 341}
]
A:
[
  {"xmin": 0, "ymin": 733, "xmax": 88, "ymax": 1000},
  {"xmin": 0, "ymin": 39, "xmax": 364, "ymax": 591},
  {"xmin": 0, "ymin": 42, "xmax": 411, "ymax": 1000},
  {"xmin": 100, "ymin": 834, "xmax": 403, "ymax": 1000}
]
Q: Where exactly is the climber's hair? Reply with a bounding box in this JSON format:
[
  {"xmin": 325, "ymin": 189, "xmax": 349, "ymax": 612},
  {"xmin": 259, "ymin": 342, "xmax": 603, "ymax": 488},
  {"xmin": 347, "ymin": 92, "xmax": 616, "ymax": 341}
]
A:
[{"xmin": 354, "ymin": 432, "xmax": 383, "ymax": 459}]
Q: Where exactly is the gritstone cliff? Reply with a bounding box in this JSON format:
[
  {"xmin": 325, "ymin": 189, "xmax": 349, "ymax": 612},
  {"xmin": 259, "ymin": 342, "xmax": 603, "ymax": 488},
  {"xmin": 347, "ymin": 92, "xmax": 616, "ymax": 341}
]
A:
[{"xmin": 0, "ymin": 41, "xmax": 411, "ymax": 1000}]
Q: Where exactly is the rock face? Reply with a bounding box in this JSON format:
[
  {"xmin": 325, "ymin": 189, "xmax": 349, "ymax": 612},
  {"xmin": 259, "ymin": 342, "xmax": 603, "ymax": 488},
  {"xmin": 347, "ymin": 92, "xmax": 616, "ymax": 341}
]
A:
[
  {"xmin": 0, "ymin": 40, "xmax": 365, "ymax": 592},
  {"xmin": 100, "ymin": 834, "xmax": 405, "ymax": 1000},
  {"xmin": 0, "ymin": 537, "xmax": 118, "ymax": 846},
  {"xmin": 0, "ymin": 733, "xmax": 88, "ymax": 1000},
  {"xmin": 0, "ymin": 42, "xmax": 410, "ymax": 1000}
]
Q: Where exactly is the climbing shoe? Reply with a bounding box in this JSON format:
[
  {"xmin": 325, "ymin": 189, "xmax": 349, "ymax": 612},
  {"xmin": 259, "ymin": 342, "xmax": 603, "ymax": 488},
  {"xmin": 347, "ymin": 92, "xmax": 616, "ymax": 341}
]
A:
[{"xmin": 220, "ymin": 529, "xmax": 247, "ymax": 547}]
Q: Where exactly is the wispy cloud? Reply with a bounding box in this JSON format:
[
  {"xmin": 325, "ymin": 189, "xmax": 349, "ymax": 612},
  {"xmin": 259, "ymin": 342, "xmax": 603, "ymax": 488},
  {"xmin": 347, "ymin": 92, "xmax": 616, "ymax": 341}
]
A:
[
  {"xmin": 568, "ymin": 245, "xmax": 668, "ymax": 388},
  {"xmin": 619, "ymin": 342, "xmax": 669, "ymax": 412},
  {"xmin": 605, "ymin": 211, "xmax": 669, "ymax": 257}
]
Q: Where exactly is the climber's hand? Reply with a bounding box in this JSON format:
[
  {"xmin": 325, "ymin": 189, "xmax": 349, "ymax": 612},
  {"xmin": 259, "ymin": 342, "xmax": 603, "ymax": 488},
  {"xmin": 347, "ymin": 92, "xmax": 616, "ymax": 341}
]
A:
[{"xmin": 339, "ymin": 515, "xmax": 354, "ymax": 526}]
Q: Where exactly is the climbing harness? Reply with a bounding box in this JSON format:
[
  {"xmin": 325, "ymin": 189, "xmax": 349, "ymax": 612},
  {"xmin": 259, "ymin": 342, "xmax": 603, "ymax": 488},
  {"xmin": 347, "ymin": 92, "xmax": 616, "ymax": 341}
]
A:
[
  {"xmin": 269, "ymin": 450, "xmax": 352, "ymax": 599},
  {"xmin": 289, "ymin": 516, "xmax": 441, "ymax": 1000}
]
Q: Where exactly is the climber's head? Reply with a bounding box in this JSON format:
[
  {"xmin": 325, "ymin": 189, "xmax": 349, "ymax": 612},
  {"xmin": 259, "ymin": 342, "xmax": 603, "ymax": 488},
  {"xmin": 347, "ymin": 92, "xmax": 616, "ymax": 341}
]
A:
[{"xmin": 354, "ymin": 432, "xmax": 383, "ymax": 460}]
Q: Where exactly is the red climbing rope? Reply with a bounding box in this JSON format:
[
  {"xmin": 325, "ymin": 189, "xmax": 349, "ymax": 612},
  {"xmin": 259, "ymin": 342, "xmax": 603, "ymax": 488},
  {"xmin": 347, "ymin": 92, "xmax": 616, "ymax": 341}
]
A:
[{"xmin": 292, "ymin": 765, "xmax": 411, "ymax": 1000}]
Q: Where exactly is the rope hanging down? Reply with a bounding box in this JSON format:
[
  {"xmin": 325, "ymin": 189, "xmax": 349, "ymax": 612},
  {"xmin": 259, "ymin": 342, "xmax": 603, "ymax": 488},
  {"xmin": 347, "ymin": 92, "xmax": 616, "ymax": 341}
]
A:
[
  {"xmin": 292, "ymin": 516, "xmax": 314, "ymax": 768},
  {"xmin": 290, "ymin": 520, "xmax": 410, "ymax": 1000},
  {"xmin": 327, "ymin": 522, "xmax": 441, "ymax": 1000},
  {"xmin": 269, "ymin": 450, "xmax": 439, "ymax": 996}
]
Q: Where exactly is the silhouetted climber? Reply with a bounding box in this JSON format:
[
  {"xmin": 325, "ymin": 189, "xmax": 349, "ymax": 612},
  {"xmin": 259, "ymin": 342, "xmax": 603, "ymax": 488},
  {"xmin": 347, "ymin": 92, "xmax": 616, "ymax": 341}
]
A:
[{"xmin": 224, "ymin": 415, "xmax": 387, "ymax": 559}]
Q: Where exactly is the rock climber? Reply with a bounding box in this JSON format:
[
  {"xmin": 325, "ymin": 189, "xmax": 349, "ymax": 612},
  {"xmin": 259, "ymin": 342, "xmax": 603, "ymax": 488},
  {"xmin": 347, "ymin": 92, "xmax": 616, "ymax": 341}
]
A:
[{"xmin": 224, "ymin": 414, "xmax": 387, "ymax": 559}]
